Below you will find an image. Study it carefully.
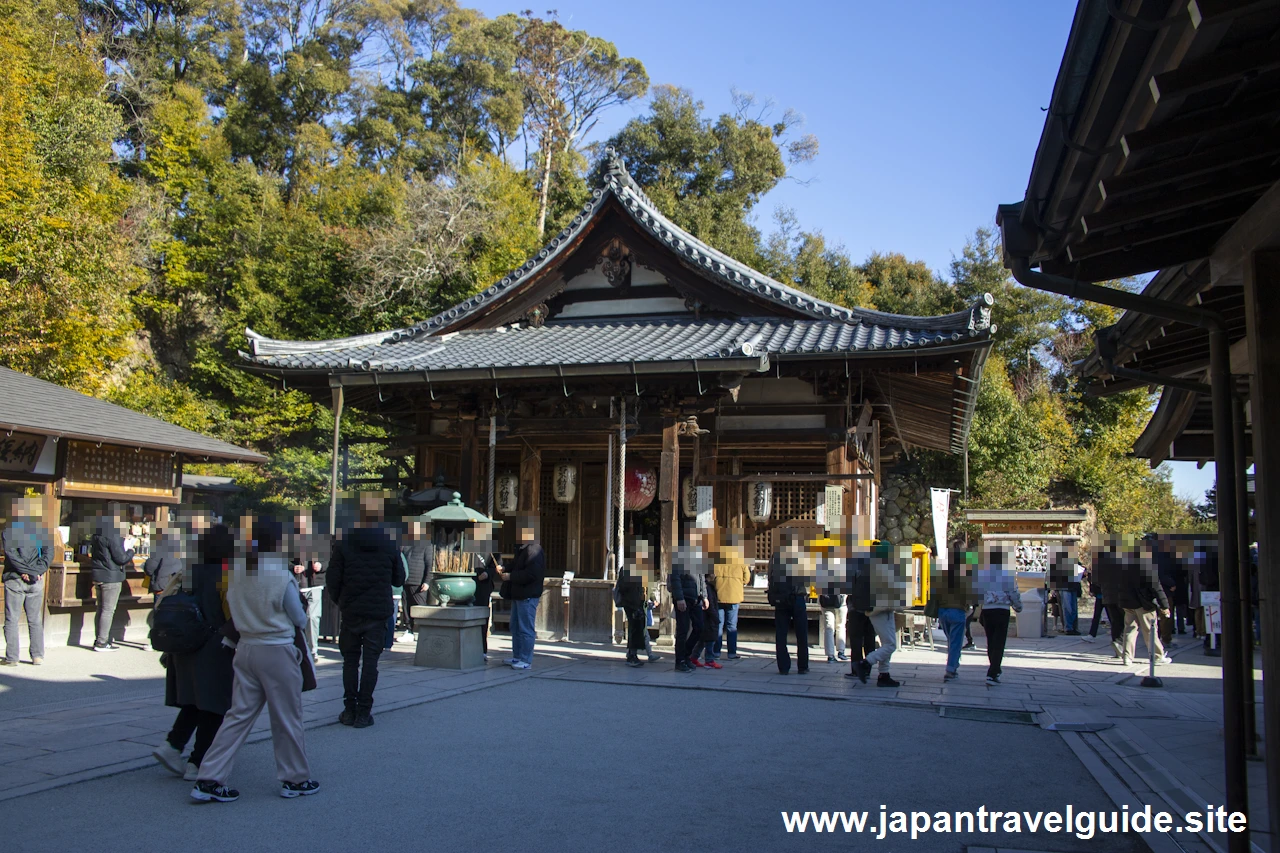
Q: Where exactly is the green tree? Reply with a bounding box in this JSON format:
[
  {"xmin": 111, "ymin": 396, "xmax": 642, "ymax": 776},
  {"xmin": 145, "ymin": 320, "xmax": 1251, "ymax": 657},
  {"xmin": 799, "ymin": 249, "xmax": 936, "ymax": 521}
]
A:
[
  {"xmin": 0, "ymin": 0, "xmax": 141, "ymax": 393},
  {"xmin": 515, "ymin": 11, "xmax": 648, "ymax": 236},
  {"xmin": 603, "ymin": 85, "xmax": 816, "ymax": 267}
]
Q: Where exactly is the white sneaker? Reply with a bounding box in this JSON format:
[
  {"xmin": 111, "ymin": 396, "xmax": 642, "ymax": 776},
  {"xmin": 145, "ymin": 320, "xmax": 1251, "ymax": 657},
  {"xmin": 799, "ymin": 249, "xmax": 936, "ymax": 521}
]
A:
[
  {"xmin": 399, "ymin": 632, "xmax": 415, "ymax": 644},
  {"xmin": 184, "ymin": 762, "xmax": 199, "ymax": 781},
  {"xmin": 152, "ymin": 743, "xmax": 186, "ymax": 776},
  {"xmin": 503, "ymin": 657, "xmax": 519, "ymax": 665},
  {"xmin": 1156, "ymin": 653, "xmax": 1173, "ymax": 665},
  {"xmin": 483, "ymin": 653, "xmax": 490, "ymax": 662},
  {"xmin": 510, "ymin": 661, "xmax": 531, "ymax": 670}
]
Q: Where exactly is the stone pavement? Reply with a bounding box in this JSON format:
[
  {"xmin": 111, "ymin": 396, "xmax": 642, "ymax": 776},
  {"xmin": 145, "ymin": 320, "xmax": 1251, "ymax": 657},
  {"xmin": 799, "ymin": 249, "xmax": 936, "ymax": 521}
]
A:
[{"xmin": 0, "ymin": 625, "xmax": 1264, "ymax": 853}]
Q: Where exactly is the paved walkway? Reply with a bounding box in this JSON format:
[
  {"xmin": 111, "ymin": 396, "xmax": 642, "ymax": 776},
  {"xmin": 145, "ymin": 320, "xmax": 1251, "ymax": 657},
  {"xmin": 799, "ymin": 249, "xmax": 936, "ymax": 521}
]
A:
[{"xmin": 0, "ymin": 626, "xmax": 1264, "ymax": 853}]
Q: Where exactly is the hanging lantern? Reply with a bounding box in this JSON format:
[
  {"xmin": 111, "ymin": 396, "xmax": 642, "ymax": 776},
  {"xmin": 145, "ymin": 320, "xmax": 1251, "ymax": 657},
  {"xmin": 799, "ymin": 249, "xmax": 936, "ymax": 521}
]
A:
[
  {"xmin": 553, "ymin": 462, "xmax": 577, "ymax": 504},
  {"xmin": 749, "ymin": 481, "xmax": 773, "ymax": 523},
  {"xmin": 496, "ymin": 473, "xmax": 519, "ymax": 515},
  {"xmin": 681, "ymin": 476, "xmax": 697, "ymax": 518},
  {"xmin": 623, "ymin": 464, "xmax": 657, "ymax": 512}
]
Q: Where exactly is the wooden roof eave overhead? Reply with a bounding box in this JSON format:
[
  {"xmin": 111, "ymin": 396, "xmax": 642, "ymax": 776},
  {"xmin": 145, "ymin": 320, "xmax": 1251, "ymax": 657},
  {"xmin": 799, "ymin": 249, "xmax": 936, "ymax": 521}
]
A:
[{"xmin": 1004, "ymin": 0, "xmax": 1280, "ymax": 283}]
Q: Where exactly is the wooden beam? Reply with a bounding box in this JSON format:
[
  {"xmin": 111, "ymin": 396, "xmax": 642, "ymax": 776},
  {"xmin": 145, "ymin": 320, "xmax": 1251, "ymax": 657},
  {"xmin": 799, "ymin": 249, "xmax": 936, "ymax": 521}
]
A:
[
  {"xmin": 1083, "ymin": 168, "xmax": 1280, "ymax": 235},
  {"xmin": 1244, "ymin": 249, "xmax": 1280, "ymax": 839},
  {"xmin": 1102, "ymin": 133, "xmax": 1280, "ymax": 201},
  {"xmin": 1211, "ymin": 179, "xmax": 1280, "ymax": 287},
  {"xmin": 1121, "ymin": 95, "xmax": 1280, "ymax": 157},
  {"xmin": 518, "ymin": 445, "xmax": 541, "ymax": 514},
  {"xmin": 458, "ymin": 418, "xmax": 479, "ymax": 507},
  {"xmin": 1150, "ymin": 40, "xmax": 1280, "ymax": 103},
  {"xmin": 659, "ymin": 418, "xmax": 679, "ymax": 579},
  {"xmin": 699, "ymin": 472, "xmax": 872, "ymax": 482},
  {"xmin": 1188, "ymin": 0, "xmax": 1277, "ymax": 29}
]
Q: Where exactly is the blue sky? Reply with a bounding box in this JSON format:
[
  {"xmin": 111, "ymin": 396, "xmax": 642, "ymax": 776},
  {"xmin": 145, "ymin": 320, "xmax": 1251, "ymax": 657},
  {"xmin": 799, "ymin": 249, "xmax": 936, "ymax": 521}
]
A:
[{"xmin": 468, "ymin": 0, "xmax": 1216, "ymax": 503}]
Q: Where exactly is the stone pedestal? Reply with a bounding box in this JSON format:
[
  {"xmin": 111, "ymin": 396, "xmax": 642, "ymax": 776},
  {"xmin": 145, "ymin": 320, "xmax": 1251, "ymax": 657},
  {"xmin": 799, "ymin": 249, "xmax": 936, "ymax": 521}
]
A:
[{"xmin": 410, "ymin": 605, "xmax": 488, "ymax": 670}]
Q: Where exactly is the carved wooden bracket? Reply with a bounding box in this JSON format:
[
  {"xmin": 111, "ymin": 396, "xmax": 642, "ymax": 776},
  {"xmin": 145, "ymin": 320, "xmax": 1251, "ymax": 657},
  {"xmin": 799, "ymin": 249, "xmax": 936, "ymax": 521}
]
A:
[{"xmin": 600, "ymin": 237, "xmax": 632, "ymax": 289}]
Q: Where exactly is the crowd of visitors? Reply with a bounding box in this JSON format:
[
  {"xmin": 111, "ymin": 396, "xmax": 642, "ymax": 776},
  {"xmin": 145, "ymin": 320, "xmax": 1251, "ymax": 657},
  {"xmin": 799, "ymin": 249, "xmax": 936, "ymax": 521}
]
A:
[{"xmin": 0, "ymin": 494, "xmax": 1234, "ymax": 806}]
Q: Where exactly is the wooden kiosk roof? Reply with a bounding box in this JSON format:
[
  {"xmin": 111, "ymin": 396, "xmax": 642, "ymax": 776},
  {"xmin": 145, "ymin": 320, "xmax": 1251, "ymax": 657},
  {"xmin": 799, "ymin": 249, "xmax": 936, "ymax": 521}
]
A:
[{"xmin": 0, "ymin": 367, "xmax": 265, "ymax": 463}]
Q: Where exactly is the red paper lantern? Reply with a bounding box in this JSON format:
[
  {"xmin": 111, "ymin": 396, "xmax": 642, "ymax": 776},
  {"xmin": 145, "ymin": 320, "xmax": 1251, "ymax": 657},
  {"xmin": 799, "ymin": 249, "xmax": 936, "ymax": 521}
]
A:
[{"xmin": 623, "ymin": 464, "xmax": 658, "ymax": 511}]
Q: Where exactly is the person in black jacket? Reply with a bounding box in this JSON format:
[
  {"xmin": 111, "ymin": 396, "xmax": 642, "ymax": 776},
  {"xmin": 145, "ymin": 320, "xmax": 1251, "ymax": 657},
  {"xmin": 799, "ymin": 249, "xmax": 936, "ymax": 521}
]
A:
[
  {"xmin": 153, "ymin": 525, "xmax": 235, "ymax": 781},
  {"xmin": 398, "ymin": 520, "xmax": 433, "ymax": 644},
  {"xmin": 327, "ymin": 500, "xmax": 405, "ymax": 728},
  {"xmin": 768, "ymin": 532, "xmax": 811, "ymax": 675},
  {"xmin": 1091, "ymin": 540, "xmax": 1126, "ymax": 659},
  {"xmin": 667, "ymin": 527, "xmax": 707, "ymax": 673},
  {"xmin": 90, "ymin": 512, "xmax": 136, "ymax": 652},
  {"xmin": 1118, "ymin": 538, "xmax": 1171, "ymax": 667},
  {"xmin": 498, "ymin": 520, "xmax": 544, "ymax": 670},
  {"xmin": 3, "ymin": 497, "xmax": 53, "ymax": 666},
  {"xmin": 615, "ymin": 541, "xmax": 652, "ymax": 667}
]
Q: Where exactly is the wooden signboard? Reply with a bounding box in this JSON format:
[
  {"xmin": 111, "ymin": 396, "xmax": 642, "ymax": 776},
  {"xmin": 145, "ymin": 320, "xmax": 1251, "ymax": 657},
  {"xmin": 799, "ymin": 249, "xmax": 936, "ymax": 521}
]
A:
[
  {"xmin": 0, "ymin": 431, "xmax": 51, "ymax": 475},
  {"xmin": 61, "ymin": 441, "xmax": 179, "ymax": 503}
]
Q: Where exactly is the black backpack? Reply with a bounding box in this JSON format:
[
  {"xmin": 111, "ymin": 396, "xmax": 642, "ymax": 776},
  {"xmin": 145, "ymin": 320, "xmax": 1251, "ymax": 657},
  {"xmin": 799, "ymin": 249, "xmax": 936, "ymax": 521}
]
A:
[{"xmin": 150, "ymin": 589, "xmax": 212, "ymax": 654}]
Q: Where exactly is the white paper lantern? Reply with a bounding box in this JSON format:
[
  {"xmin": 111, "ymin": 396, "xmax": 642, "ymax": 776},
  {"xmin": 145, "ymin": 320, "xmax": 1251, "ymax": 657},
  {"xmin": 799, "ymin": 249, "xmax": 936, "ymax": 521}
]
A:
[
  {"xmin": 681, "ymin": 475, "xmax": 697, "ymax": 518},
  {"xmin": 553, "ymin": 462, "xmax": 577, "ymax": 504},
  {"xmin": 748, "ymin": 481, "xmax": 772, "ymax": 523},
  {"xmin": 496, "ymin": 473, "xmax": 519, "ymax": 515}
]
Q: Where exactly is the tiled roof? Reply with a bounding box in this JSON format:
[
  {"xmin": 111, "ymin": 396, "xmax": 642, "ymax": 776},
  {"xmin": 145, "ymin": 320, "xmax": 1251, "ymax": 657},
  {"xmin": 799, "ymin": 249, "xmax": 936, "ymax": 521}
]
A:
[
  {"xmin": 242, "ymin": 149, "xmax": 996, "ymax": 363},
  {"xmin": 384, "ymin": 149, "xmax": 991, "ymax": 336},
  {"xmin": 244, "ymin": 316, "xmax": 992, "ymax": 373},
  {"xmin": 0, "ymin": 367, "xmax": 267, "ymax": 463}
]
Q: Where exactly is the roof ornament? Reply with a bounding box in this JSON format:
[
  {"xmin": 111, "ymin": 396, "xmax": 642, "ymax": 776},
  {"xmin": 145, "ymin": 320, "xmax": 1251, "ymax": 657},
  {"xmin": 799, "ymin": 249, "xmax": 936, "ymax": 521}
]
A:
[
  {"xmin": 524, "ymin": 303, "xmax": 549, "ymax": 328},
  {"xmin": 601, "ymin": 237, "xmax": 632, "ymax": 290},
  {"xmin": 968, "ymin": 292, "xmax": 995, "ymax": 332},
  {"xmin": 603, "ymin": 146, "xmax": 627, "ymax": 180}
]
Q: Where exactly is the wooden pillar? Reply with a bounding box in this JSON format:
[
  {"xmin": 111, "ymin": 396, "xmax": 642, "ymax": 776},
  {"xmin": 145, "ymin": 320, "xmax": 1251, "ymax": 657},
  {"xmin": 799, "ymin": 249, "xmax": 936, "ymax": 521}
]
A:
[
  {"xmin": 1245, "ymin": 249, "xmax": 1280, "ymax": 839},
  {"xmin": 458, "ymin": 417, "xmax": 479, "ymax": 506},
  {"xmin": 566, "ymin": 460, "xmax": 582, "ymax": 576},
  {"xmin": 329, "ymin": 385, "xmax": 344, "ymax": 534},
  {"xmin": 659, "ymin": 418, "xmax": 680, "ymax": 577},
  {"xmin": 729, "ymin": 456, "xmax": 743, "ymax": 530},
  {"xmin": 655, "ymin": 417, "xmax": 680, "ymax": 648},
  {"xmin": 518, "ymin": 445, "xmax": 541, "ymax": 514}
]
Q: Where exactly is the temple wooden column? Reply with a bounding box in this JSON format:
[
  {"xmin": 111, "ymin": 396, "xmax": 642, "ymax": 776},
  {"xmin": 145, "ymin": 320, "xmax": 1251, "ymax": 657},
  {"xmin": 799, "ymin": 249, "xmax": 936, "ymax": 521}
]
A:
[
  {"xmin": 518, "ymin": 445, "xmax": 541, "ymax": 516},
  {"xmin": 656, "ymin": 417, "xmax": 680, "ymax": 647},
  {"xmin": 458, "ymin": 417, "xmax": 479, "ymax": 506},
  {"xmin": 1245, "ymin": 249, "xmax": 1280, "ymax": 838}
]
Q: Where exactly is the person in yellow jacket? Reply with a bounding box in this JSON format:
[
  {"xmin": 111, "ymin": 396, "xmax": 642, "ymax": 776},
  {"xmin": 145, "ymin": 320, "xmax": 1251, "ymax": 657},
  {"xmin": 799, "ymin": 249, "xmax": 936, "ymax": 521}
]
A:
[{"xmin": 712, "ymin": 531, "xmax": 751, "ymax": 660}]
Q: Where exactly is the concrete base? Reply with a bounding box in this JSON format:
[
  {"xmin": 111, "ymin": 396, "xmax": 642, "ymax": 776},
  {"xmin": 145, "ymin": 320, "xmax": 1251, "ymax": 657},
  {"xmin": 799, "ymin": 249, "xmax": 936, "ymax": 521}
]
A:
[{"xmin": 409, "ymin": 605, "xmax": 488, "ymax": 670}]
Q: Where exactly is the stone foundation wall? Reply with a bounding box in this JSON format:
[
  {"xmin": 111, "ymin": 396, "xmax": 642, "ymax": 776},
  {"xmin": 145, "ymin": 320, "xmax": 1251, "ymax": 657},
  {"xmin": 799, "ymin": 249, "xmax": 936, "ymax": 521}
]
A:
[{"xmin": 877, "ymin": 469, "xmax": 935, "ymax": 546}]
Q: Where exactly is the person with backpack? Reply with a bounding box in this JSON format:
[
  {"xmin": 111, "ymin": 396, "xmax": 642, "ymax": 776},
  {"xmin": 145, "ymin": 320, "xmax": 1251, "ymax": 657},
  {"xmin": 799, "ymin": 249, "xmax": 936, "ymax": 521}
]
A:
[
  {"xmin": 931, "ymin": 548, "xmax": 976, "ymax": 682},
  {"xmin": 191, "ymin": 519, "xmax": 319, "ymax": 803},
  {"xmin": 152, "ymin": 525, "xmax": 235, "ymax": 782},
  {"xmin": 849, "ymin": 541, "xmax": 903, "ymax": 687},
  {"xmin": 614, "ymin": 541, "xmax": 651, "ymax": 667}
]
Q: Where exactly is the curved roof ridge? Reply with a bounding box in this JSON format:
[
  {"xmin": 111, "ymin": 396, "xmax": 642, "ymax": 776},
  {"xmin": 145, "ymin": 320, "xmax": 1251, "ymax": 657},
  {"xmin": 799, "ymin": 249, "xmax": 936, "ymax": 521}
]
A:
[{"xmin": 244, "ymin": 149, "xmax": 996, "ymax": 350}]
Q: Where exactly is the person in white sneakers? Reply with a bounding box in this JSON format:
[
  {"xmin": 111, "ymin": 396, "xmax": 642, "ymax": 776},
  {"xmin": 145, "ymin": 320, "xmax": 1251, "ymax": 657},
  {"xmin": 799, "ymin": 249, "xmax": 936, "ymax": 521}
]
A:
[{"xmin": 191, "ymin": 519, "xmax": 319, "ymax": 803}]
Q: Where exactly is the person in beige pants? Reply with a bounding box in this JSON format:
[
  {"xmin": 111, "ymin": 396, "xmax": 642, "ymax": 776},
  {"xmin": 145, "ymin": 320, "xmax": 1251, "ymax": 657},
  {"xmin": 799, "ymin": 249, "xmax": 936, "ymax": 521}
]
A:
[{"xmin": 192, "ymin": 520, "xmax": 319, "ymax": 803}]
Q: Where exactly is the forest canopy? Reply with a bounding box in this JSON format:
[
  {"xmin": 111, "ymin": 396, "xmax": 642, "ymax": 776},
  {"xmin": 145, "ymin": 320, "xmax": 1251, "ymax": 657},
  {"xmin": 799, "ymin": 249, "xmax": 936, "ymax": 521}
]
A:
[{"xmin": 0, "ymin": 0, "xmax": 1205, "ymax": 531}]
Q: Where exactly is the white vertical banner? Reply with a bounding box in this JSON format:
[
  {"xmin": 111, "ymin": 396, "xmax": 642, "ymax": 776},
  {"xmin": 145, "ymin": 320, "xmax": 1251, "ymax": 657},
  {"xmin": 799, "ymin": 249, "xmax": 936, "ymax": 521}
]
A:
[
  {"xmin": 695, "ymin": 486, "xmax": 714, "ymax": 528},
  {"xmin": 930, "ymin": 488, "xmax": 951, "ymax": 569},
  {"xmin": 823, "ymin": 485, "xmax": 843, "ymax": 532}
]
